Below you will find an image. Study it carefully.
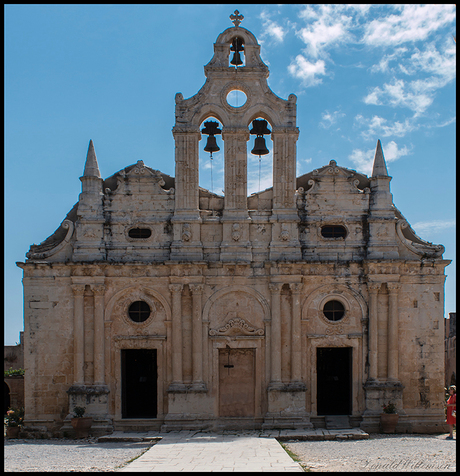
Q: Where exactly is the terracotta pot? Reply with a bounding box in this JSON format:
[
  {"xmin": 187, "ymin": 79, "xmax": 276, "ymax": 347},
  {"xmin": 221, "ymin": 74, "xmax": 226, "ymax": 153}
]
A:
[
  {"xmin": 6, "ymin": 426, "xmax": 20, "ymax": 438},
  {"xmin": 380, "ymin": 413, "xmax": 399, "ymax": 433},
  {"xmin": 71, "ymin": 417, "xmax": 93, "ymax": 438}
]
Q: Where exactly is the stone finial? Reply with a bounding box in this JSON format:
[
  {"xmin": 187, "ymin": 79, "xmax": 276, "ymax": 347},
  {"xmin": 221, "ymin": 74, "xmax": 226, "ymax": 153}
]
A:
[
  {"xmin": 371, "ymin": 139, "xmax": 388, "ymax": 177},
  {"xmin": 83, "ymin": 139, "xmax": 101, "ymax": 178},
  {"xmin": 230, "ymin": 10, "xmax": 244, "ymax": 27}
]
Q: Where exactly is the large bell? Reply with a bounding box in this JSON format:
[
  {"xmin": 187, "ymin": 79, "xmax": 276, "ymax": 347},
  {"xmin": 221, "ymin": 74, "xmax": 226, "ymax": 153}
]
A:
[
  {"xmin": 251, "ymin": 136, "xmax": 269, "ymax": 157},
  {"xmin": 230, "ymin": 51, "xmax": 243, "ymax": 66},
  {"xmin": 204, "ymin": 135, "xmax": 220, "ymax": 155}
]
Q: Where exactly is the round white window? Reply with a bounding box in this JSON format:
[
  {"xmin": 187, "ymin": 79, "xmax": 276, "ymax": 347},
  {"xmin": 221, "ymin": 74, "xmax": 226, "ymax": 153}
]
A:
[{"xmin": 226, "ymin": 89, "xmax": 247, "ymax": 108}]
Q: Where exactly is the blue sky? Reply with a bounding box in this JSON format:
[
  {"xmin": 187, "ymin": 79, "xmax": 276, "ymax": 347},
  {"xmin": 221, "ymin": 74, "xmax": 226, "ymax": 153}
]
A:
[{"xmin": 5, "ymin": 4, "xmax": 456, "ymax": 344}]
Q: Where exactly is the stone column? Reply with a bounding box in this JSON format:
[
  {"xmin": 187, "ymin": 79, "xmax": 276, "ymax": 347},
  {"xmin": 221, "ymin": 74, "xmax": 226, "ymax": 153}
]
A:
[
  {"xmin": 169, "ymin": 284, "xmax": 184, "ymax": 388},
  {"xmin": 269, "ymin": 283, "xmax": 283, "ymax": 386},
  {"xmin": 222, "ymin": 128, "xmax": 250, "ymax": 214},
  {"xmin": 289, "ymin": 283, "xmax": 302, "ymax": 383},
  {"xmin": 387, "ymin": 282, "xmax": 400, "ymax": 381},
  {"xmin": 190, "ymin": 284, "xmax": 205, "ymax": 390},
  {"xmin": 172, "ymin": 127, "xmax": 201, "ymax": 213},
  {"xmin": 71, "ymin": 285, "xmax": 85, "ymax": 385},
  {"xmin": 92, "ymin": 284, "xmax": 105, "ymax": 385},
  {"xmin": 367, "ymin": 282, "xmax": 381, "ymax": 381},
  {"xmin": 272, "ymin": 127, "xmax": 299, "ymax": 211}
]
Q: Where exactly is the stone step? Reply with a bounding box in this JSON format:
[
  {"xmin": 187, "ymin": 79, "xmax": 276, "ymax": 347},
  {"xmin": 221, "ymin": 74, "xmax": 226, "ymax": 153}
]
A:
[{"xmin": 324, "ymin": 415, "xmax": 351, "ymax": 429}]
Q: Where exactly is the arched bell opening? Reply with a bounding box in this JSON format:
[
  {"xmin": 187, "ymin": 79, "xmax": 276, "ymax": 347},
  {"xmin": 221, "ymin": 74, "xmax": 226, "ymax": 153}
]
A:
[
  {"xmin": 199, "ymin": 117, "xmax": 224, "ymax": 198},
  {"xmin": 247, "ymin": 116, "xmax": 273, "ymax": 197},
  {"xmin": 229, "ymin": 36, "xmax": 245, "ymax": 67}
]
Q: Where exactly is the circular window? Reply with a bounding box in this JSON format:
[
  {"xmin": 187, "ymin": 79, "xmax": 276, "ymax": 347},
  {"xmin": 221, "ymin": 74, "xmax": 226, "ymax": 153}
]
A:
[
  {"xmin": 128, "ymin": 301, "xmax": 151, "ymax": 323},
  {"xmin": 323, "ymin": 300, "xmax": 345, "ymax": 321},
  {"xmin": 226, "ymin": 89, "xmax": 247, "ymax": 108}
]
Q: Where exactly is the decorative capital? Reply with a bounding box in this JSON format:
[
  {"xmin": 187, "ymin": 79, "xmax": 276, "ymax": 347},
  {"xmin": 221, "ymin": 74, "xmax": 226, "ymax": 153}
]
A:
[
  {"xmin": 387, "ymin": 282, "xmax": 401, "ymax": 293},
  {"xmin": 289, "ymin": 283, "xmax": 303, "ymax": 294},
  {"xmin": 71, "ymin": 284, "xmax": 86, "ymax": 296},
  {"xmin": 368, "ymin": 282, "xmax": 381, "ymax": 293},
  {"xmin": 189, "ymin": 284, "xmax": 204, "ymax": 295},
  {"xmin": 92, "ymin": 284, "xmax": 105, "ymax": 296},
  {"xmin": 230, "ymin": 9, "xmax": 243, "ymax": 27},
  {"xmin": 169, "ymin": 284, "xmax": 184, "ymax": 294},
  {"xmin": 269, "ymin": 283, "xmax": 283, "ymax": 294}
]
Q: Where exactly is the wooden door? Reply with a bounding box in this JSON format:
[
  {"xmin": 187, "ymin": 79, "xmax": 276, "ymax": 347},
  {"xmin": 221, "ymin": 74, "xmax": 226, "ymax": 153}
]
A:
[{"xmin": 219, "ymin": 348, "xmax": 255, "ymax": 417}]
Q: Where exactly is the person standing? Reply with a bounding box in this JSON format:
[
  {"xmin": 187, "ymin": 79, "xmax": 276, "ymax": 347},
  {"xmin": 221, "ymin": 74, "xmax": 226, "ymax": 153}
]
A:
[{"xmin": 445, "ymin": 385, "xmax": 456, "ymax": 439}]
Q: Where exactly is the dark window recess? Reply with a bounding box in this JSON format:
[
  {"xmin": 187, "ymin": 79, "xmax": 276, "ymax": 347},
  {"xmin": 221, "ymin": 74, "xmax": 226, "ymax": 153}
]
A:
[
  {"xmin": 128, "ymin": 227, "xmax": 152, "ymax": 239},
  {"xmin": 321, "ymin": 225, "xmax": 347, "ymax": 238},
  {"xmin": 128, "ymin": 301, "xmax": 151, "ymax": 323},
  {"xmin": 323, "ymin": 300, "xmax": 345, "ymax": 321}
]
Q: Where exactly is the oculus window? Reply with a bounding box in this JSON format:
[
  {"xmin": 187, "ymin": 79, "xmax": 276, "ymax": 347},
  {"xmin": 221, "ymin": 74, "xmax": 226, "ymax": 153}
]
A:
[
  {"xmin": 128, "ymin": 301, "xmax": 151, "ymax": 323},
  {"xmin": 323, "ymin": 300, "xmax": 345, "ymax": 321}
]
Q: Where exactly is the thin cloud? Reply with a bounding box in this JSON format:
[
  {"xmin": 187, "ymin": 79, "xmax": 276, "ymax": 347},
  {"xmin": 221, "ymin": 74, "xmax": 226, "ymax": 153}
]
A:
[
  {"xmin": 319, "ymin": 110, "xmax": 345, "ymax": 129},
  {"xmin": 259, "ymin": 10, "xmax": 286, "ymax": 43},
  {"xmin": 354, "ymin": 115, "xmax": 417, "ymax": 140},
  {"xmin": 362, "ymin": 4, "xmax": 456, "ymax": 47},
  {"xmin": 411, "ymin": 219, "xmax": 456, "ymax": 236}
]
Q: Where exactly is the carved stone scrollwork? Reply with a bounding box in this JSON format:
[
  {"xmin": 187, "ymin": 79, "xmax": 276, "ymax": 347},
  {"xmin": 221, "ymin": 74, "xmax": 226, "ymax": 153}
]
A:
[
  {"xmin": 26, "ymin": 219, "xmax": 74, "ymax": 260},
  {"xmin": 280, "ymin": 223, "xmax": 290, "ymax": 241},
  {"xmin": 396, "ymin": 219, "xmax": 444, "ymax": 257},
  {"xmin": 181, "ymin": 224, "xmax": 192, "ymax": 242},
  {"xmin": 231, "ymin": 223, "xmax": 241, "ymax": 242},
  {"xmin": 209, "ymin": 317, "xmax": 264, "ymax": 336}
]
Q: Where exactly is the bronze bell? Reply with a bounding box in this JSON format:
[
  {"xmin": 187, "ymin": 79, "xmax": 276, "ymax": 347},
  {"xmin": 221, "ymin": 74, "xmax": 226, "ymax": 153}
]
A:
[
  {"xmin": 230, "ymin": 51, "xmax": 243, "ymax": 66},
  {"xmin": 251, "ymin": 136, "xmax": 269, "ymax": 157},
  {"xmin": 204, "ymin": 135, "xmax": 220, "ymax": 155}
]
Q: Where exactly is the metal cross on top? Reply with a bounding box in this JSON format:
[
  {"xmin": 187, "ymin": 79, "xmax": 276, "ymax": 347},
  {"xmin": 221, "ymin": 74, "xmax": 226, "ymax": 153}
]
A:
[{"xmin": 230, "ymin": 10, "xmax": 244, "ymax": 27}]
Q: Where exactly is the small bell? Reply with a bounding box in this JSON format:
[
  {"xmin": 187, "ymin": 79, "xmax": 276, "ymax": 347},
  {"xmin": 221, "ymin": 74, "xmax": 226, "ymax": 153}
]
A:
[
  {"xmin": 230, "ymin": 51, "xmax": 243, "ymax": 66},
  {"xmin": 251, "ymin": 136, "xmax": 269, "ymax": 157},
  {"xmin": 204, "ymin": 135, "xmax": 220, "ymax": 155}
]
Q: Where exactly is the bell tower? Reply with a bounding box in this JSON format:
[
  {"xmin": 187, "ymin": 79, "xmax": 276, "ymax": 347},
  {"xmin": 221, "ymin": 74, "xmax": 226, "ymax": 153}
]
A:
[{"xmin": 171, "ymin": 11, "xmax": 301, "ymax": 261}]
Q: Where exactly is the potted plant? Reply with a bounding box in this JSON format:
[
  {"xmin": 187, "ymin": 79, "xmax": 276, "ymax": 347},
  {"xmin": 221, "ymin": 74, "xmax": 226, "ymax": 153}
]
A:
[
  {"xmin": 380, "ymin": 402, "xmax": 399, "ymax": 433},
  {"xmin": 70, "ymin": 406, "xmax": 92, "ymax": 438},
  {"xmin": 4, "ymin": 407, "xmax": 24, "ymax": 438}
]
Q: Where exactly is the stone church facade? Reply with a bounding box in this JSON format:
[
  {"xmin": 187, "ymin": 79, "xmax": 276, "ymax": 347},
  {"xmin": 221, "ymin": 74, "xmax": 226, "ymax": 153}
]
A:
[{"xmin": 18, "ymin": 16, "xmax": 450, "ymax": 436}]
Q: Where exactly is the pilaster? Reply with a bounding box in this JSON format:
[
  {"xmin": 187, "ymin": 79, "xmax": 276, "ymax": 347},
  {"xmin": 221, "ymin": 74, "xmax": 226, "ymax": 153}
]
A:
[
  {"xmin": 71, "ymin": 284, "xmax": 85, "ymax": 385},
  {"xmin": 386, "ymin": 282, "xmax": 400, "ymax": 382},
  {"xmin": 367, "ymin": 282, "xmax": 381, "ymax": 381}
]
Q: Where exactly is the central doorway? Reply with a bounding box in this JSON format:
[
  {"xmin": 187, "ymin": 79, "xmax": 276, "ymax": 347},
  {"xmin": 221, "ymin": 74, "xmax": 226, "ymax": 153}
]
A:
[
  {"xmin": 219, "ymin": 348, "xmax": 255, "ymax": 417},
  {"xmin": 121, "ymin": 349, "xmax": 157, "ymax": 418},
  {"xmin": 317, "ymin": 347, "xmax": 352, "ymax": 415}
]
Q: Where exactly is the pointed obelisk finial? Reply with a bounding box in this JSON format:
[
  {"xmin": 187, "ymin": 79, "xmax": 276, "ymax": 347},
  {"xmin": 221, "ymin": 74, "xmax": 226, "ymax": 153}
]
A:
[
  {"xmin": 83, "ymin": 139, "xmax": 101, "ymax": 178},
  {"xmin": 371, "ymin": 139, "xmax": 388, "ymax": 177}
]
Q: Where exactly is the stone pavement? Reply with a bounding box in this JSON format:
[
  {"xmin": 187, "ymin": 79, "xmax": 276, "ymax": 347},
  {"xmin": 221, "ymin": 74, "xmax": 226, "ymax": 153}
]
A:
[{"xmin": 110, "ymin": 428, "xmax": 369, "ymax": 472}]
